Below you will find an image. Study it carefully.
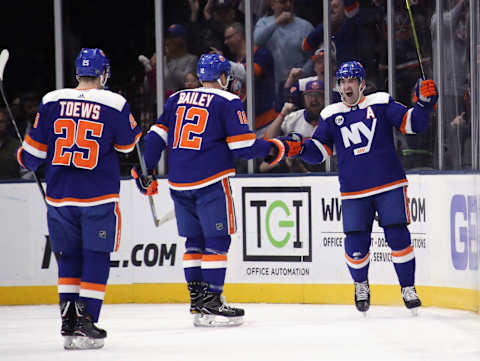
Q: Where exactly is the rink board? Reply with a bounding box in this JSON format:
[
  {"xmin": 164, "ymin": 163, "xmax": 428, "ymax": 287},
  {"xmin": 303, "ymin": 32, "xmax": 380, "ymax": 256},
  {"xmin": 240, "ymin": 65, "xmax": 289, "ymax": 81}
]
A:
[{"xmin": 0, "ymin": 174, "xmax": 479, "ymax": 311}]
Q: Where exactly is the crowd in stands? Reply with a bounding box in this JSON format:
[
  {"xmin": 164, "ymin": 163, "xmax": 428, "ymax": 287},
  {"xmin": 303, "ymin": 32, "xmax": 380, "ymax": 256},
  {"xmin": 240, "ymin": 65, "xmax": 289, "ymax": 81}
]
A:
[{"xmin": 0, "ymin": 0, "xmax": 473, "ymax": 179}]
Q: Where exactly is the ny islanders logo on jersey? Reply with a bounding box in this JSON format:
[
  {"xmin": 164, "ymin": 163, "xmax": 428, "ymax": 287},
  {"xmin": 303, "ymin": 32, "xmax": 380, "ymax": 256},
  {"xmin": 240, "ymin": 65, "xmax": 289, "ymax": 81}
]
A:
[{"xmin": 340, "ymin": 106, "xmax": 376, "ymax": 155}]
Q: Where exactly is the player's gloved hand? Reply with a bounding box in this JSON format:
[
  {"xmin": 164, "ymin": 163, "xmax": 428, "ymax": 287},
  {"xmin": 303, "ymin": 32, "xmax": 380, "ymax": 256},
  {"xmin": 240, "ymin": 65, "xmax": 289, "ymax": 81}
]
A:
[
  {"xmin": 131, "ymin": 165, "xmax": 158, "ymax": 196},
  {"xmin": 278, "ymin": 132, "xmax": 304, "ymax": 158},
  {"xmin": 414, "ymin": 79, "xmax": 438, "ymax": 108},
  {"xmin": 264, "ymin": 138, "xmax": 285, "ymax": 166}
]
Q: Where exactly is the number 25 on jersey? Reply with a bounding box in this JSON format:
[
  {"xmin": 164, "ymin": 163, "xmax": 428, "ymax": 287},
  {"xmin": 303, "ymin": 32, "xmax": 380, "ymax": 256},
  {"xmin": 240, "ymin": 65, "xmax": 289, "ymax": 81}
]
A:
[{"xmin": 52, "ymin": 118, "xmax": 103, "ymax": 170}]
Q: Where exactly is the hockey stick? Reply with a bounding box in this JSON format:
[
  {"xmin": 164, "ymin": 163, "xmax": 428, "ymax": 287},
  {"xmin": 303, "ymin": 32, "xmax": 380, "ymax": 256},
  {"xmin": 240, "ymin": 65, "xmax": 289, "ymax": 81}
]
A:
[
  {"xmin": 135, "ymin": 142, "xmax": 160, "ymax": 227},
  {"xmin": 157, "ymin": 209, "xmax": 176, "ymax": 226},
  {"xmin": 405, "ymin": 0, "xmax": 426, "ymax": 80},
  {"xmin": 0, "ymin": 49, "xmax": 46, "ymax": 202}
]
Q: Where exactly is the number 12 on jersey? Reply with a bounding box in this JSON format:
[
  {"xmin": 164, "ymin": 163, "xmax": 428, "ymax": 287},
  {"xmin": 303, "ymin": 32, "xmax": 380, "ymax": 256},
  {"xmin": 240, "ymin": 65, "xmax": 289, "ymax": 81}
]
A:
[{"xmin": 173, "ymin": 106, "xmax": 209, "ymax": 150}]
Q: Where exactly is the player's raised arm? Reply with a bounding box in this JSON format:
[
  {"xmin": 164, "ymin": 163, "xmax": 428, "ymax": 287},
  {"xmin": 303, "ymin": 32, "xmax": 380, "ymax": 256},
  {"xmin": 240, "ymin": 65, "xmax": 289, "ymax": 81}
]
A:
[{"xmin": 389, "ymin": 78, "xmax": 438, "ymax": 135}]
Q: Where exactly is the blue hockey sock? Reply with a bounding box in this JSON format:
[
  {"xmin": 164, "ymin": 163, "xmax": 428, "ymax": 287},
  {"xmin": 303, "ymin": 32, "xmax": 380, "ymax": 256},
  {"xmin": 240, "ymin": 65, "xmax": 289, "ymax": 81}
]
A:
[
  {"xmin": 79, "ymin": 249, "xmax": 110, "ymax": 322},
  {"xmin": 201, "ymin": 236, "xmax": 230, "ymax": 293},
  {"xmin": 384, "ymin": 225, "xmax": 416, "ymax": 287},
  {"xmin": 57, "ymin": 252, "xmax": 82, "ymax": 303},
  {"xmin": 344, "ymin": 232, "xmax": 371, "ymax": 282},
  {"xmin": 183, "ymin": 237, "xmax": 205, "ymax": 283}
]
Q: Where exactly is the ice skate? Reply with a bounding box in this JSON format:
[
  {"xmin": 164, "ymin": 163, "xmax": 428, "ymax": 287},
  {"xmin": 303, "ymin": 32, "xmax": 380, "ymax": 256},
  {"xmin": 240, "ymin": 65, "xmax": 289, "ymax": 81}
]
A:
[
  {"xmin": 64, "ymin": 300, "xmax": 106, "ymax": 350},
  {"xmin": 60, "ymin": 300, "xmax": 75, "ymax": 349},
  {"xmin": 195, "ymin": 292, "xmax": 244, "ymax": 327},
  {"xmin": 402, "ymin": 286, "xmax": 421, "ymax": 316},
  {"xmin": 187, "ymin": 281, "xmax": 208, "ymax": 324},
  {"xmin": 187, "ymin": 281, "xmax": 208, "ymax": 314},
  {"xmin": 354, "ymin": 280, "xmax": 370, "ymax": 315}
]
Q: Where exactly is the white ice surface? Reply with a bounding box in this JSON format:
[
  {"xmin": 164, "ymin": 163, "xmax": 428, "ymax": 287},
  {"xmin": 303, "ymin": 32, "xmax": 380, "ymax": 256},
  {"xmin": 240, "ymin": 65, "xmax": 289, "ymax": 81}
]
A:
[{"xmin": 1, "ymin": 303, "xmax": 480, "ymax": 361}]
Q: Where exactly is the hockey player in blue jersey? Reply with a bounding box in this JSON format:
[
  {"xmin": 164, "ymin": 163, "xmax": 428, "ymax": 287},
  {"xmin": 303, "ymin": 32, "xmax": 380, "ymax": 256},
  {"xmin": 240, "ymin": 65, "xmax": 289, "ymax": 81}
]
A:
[
  {"xmin": 132, "ymin": 53, "xmax": 285, "ymax": 326},
  {"xmin": 17, "ymin": 48, "xmax": 142, "ymax": 348},
  {"xmin": 279, "ymin": 61, "xmax": 438, "ymax": 314}
]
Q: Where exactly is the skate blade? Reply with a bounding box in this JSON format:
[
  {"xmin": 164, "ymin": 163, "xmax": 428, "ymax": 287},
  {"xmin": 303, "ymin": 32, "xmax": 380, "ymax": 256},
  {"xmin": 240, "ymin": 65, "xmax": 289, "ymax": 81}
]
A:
[
  {"xmin": 193, "ymin": 314, "xmax": 244, "ymax": 327},
  {"xmin": 409, "ymin": 307, "xmax": 420, "ymax": 317},
  {"xmin": 64, "ymin": 336, "xmax": 104, "ymax": 350}
]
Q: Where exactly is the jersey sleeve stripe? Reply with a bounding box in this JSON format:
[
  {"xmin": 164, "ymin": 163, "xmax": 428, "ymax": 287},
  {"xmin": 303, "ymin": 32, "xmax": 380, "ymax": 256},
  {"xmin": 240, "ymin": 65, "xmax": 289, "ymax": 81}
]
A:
[
  {"xmin": 340, "ymin": 179, "xmax": 408, "ymax": 199},
  {"xmin": 168, "ymin": 168, "xmax": 236, "ymax": 190},
  {"xmin": 311, "ymin": 139, "xmax": 332, "ymax": 159},
  {"xmin": 23, "ymin": 135, "xmax": 47, "ymax": 159},
  {"xmin": 226, "ymin": 133, "xmax": 256, "ymax": 150},
  {"xmin": 266, "ymin": 138, "xmax": 285, "ymax": 166},
  {"xmin": 400, "ymin": 108, "xmax": 414, "ymax": 134},
  {"xmin": 114, "ymin": 132, "xmax": 142, "ymax": 153},
  {"xmin": 16, "ymin": 147, "xmax": 26, "ymax": 168},
  {"xmin": 149, "ymin": 124, "xmax": 168, "ymax": 144}
]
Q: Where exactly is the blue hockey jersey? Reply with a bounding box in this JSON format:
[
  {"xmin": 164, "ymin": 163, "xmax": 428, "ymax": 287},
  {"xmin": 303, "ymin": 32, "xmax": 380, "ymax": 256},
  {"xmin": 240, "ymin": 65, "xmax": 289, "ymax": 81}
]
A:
[
  {"xmin": 300, "ymin": 92, "xmax": 431, "ymax": 199},
  {"xmin": 144, "ymin": 87, "xmax": 274, "ymax": 190},
  {"xmin": 18, "ymin": 88, "xmax": 142, "ymax": 206}
]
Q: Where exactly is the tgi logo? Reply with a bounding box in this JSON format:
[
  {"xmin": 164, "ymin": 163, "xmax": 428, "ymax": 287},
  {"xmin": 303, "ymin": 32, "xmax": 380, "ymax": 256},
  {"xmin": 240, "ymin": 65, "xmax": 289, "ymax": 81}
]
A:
[
  {"xmin": 451, "ymin": 194, "xmax": 478, "ymax": 270},
  {"xmin": 242, "ymin": 186, "xmax": 312, "ymax": 262}
]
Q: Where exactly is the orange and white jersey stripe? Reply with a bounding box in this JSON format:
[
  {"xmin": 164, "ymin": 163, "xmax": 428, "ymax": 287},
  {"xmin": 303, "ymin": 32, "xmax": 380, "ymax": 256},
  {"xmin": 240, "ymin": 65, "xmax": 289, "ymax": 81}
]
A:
[
  {"xmin": 183, "ymin": 253, "xmax": 203, "ymax": 268},
  {"xmin": 399, "ymin": 108, "xmax": 415, "ymax": 134},
  {"xmin": 201, "ymin": 254, "xmax": 228, "ymax": 269},
  {"xmin": 114, "ymin": 132, "xmax": 142, "ymax": 153},
  {"xmin": 79, "ymin": 281, "xmax": 107, "ymax": 300},
  {"xmin": 221, "ymin": 178, "xmax": 236, "ymax": 234},
  {"xmin": 22, "ymin": 134, "xmax": 47, "ymax": 159},
  {"xmin": 114, "ymin": 202, "xmax": 122, "ymax": 251},
  {"xmin": 311, "ymin": 139, "xmax": 333, "ymax": 161},
  {"xmin": 226, "ymin": 133, "xmax": 256, "ymax": 150},
  {"xmin": 58, "ymin": 277, "xmax": 81, "ymax": 294},
  {"xmin": 341, "ymin": 179, "xmax": 408, "ymax": 200},
  {"xmin": 45, "ymin": 193, "xmax": 120, "ymax": 207},
  {"xmin": 345, "ymin": 252, "xmax": 370, "ymax": 269},
  {"xmin": 391, "ymin": 245, "xmax": 415, "ymax": 264},
  {"xmin": 168, "ymin": 168, "xmax": 236, "ymax": 191},
  {"xmin": 149, "ymin": 123, "xmax": 169, "ymax": 144}
]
